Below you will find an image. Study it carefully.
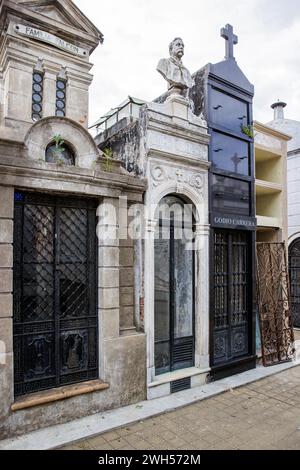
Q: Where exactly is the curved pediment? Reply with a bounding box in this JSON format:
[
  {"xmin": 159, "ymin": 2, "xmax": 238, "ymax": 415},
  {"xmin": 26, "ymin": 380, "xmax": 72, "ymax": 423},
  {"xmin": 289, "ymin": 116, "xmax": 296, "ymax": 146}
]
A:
[
  {"xmin": 24, "ymin": 116, "xmax": 102, "ymax": 169},
  {"xmin": 3, "ymin": 0, "xmax": 103, "ymax": 52}
]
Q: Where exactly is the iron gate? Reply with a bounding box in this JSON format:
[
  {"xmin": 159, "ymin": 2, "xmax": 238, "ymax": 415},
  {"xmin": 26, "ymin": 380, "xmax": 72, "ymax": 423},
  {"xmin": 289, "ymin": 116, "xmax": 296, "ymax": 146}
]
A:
[
  {"xmin": 257, "ymin": 242, "xmax": 294, "ymax": 366},
  {"xmin": 212, "ymin": 230, "xmax": 251, "ymax": 365},
  {"xmin": 289, "ymin": 238, "xmax": 300, "ymax": 328},
  {"xmin": 13, "ymin": 192, "xmax": 98, "ymax": 397}
]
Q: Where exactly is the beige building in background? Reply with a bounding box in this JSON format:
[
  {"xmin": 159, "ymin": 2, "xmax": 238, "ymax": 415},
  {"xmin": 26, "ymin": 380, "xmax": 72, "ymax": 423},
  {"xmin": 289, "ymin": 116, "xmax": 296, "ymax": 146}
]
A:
[{"xmin": 254, "ymin": 121, "xmax": 290, "ymax": 245}]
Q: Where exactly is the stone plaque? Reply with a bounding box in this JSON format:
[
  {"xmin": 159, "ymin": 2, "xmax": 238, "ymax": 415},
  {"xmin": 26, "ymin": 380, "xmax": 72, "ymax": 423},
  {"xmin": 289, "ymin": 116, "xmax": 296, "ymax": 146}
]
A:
[{"xmin": 15, "ymin": 24, "xmax": 88, "ymax": 58}]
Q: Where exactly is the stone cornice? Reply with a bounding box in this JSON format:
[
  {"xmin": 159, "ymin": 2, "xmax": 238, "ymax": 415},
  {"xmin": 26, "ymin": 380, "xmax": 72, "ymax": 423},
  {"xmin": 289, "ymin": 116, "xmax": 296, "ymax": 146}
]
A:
[
  {"xmin": 147, "ymin": 118, "xmax": 210, "ymax": 146},
  {"xmin": 0, "ymin": 35, "xmax": 94, "ymax": 74},
  {"xmin": 0, "ymin": 156, "xmax": 147, "ymax": 200},
  {"xmin": 0, "ymin": 0, "xmax": 103, "ymax": 53},
  {"xmin": 254, "ymin": 120, "xmax": 291, "ymax": 141},
  {"xmin": 148, "ymin": 149, "xmax": 211, "ymax": 170}
]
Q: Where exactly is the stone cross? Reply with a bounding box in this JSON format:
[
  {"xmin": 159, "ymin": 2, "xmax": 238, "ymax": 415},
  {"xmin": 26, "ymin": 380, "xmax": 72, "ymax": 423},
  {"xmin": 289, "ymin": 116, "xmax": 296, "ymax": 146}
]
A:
[{"xmin": 221, "ymin": 24, "xmax": 238, "ymax": 60}]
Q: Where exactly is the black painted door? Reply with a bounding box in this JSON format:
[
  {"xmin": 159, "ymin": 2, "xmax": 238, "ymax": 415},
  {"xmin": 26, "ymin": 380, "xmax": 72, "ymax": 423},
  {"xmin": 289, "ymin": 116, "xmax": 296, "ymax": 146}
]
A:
[
  {"xmin": 13, "ymin": 192, "xmax": 98, "ymax": 397},
  {"xmin": 154, "ymin": 196, "xmax": 195, "ymax": 375},
  {"xmin": 289, "ymin": 239, "xmax": 300, "ymax": 328},
  {"xmin": 212, "ymin": 230, "xmax": 251, "ymax": 365}
]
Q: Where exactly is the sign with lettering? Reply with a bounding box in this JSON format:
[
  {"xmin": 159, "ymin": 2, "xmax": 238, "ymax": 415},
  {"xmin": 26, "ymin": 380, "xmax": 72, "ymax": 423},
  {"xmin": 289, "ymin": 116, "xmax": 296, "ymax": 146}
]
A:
[
  {"xmin": 212, "ymin": 213, "xmax": 257, "ymax": 231},
  {"xmin": 15, "ymin": 24, "xmax": 88, "ymax": 58}
]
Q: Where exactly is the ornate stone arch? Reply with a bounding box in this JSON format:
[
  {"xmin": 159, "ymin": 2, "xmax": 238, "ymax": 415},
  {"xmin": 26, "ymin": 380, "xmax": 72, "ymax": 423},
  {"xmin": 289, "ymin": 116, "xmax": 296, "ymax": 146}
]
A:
[
  {"xmin": 24, "ymin": 116, "xmax": 101, "ymax": 168},
  {"xmin": 147, "ymin": 166, "xmax": 208, "ymax": 226}
]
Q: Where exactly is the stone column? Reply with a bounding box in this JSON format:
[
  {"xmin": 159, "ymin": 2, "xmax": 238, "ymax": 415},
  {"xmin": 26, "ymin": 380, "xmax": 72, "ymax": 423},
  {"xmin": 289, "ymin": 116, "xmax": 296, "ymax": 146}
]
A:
[
  {"xmin": 144, "ymin": 217, "xmax": 157, "ymax": 384},
  {"xmin": 119, "ymin": 206, "xmax": 136, "ymax": 335},
  {"xmin": 97, "ymin": 197, "xmax": 120, "ymax": 378},
  {"xmin": 194, "ymin": 223, "xmax": 210, "ymax": 370},
  {"xmin": 0, "ymin": 186, "xmax": 14, "ymax": 419}
]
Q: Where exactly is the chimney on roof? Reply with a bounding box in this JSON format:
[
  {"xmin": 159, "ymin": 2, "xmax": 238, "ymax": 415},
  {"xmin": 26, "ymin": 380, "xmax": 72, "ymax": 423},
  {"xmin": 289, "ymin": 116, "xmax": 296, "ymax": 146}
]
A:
[{"xmin": 271, "ymin": 100, "xmax": 287, "ymax": 120}]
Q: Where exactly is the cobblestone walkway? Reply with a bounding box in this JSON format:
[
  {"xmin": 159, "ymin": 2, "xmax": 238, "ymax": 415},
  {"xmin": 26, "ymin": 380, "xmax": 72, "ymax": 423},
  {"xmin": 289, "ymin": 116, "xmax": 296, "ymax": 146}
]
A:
[{"xmin": 61, "ymin": 365, "xmax": 300, "ymax": 450}]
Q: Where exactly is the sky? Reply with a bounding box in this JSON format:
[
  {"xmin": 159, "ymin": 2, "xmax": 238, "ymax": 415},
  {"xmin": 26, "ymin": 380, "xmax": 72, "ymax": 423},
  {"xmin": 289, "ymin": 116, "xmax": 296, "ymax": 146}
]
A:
[{"xmin": 74, "ymin": 0, "xmax": 300, "ymax": 127}]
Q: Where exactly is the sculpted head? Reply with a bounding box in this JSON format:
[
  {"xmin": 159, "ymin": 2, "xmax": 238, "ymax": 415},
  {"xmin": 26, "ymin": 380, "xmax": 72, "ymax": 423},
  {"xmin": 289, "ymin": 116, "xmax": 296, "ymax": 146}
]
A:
[{"xmin": 169, "ymin": 37, "xmax": 184, "ymax": 60}]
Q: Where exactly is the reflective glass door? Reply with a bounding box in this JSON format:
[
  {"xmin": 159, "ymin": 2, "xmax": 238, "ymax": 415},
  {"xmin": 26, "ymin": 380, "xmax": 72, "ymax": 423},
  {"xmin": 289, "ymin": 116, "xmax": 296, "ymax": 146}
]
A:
[{"xmin": 154, "ymin": 196, "xmax": 195, "ymax": 375}]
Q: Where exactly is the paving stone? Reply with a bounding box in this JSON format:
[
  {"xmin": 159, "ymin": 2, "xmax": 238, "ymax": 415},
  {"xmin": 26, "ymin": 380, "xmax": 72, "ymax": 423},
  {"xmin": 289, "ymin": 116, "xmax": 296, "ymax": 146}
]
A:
[{"xmin": 59, "ymin": 365, "xmax": 300, "ymax": 451}]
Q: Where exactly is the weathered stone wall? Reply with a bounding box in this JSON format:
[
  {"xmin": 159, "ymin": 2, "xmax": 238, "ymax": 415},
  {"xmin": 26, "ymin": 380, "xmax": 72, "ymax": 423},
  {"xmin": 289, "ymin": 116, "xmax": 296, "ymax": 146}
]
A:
[
  {"xmin": 0, "ymin": 150, "xmax": 146, "ymax": 438},
  {"xmin": 0, "ymin": 334, "xmax": 146, "ymax": 439},
  {"xmin": 97, "ymin": 119, "xmax": 144, "ymax": 176},
  {"xmin": 0, "ymin": 187, "xmax": 14, "ymax": 427}
]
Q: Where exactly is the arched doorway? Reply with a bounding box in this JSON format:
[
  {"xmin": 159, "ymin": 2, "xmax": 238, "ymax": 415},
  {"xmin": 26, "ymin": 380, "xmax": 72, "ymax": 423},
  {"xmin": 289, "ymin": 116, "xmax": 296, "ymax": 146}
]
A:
[
  {"xmin": 289, "ymin": 238, "xmax": 300, "ymax": 328},
  {"xmin": 154, "ymin": 195, "xmax": 195, "ymax": 375}
]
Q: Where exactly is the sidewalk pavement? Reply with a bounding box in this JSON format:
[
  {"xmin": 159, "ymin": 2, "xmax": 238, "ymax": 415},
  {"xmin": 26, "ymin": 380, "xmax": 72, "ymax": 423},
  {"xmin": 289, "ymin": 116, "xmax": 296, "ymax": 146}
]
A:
[
  {"xmin": 1, "ymin": 354, "xmax": 299, "ymax": 450},
  {"xmin": 61, "ymin": 364, "xmax": 300, "ymax": 451}
]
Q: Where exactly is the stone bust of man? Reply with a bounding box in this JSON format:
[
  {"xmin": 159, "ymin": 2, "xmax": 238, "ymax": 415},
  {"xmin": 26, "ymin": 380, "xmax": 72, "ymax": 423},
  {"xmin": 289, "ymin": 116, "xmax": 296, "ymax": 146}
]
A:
[{"xmin": 157, "ymin": 37, "xmax": 195, "ymax": 98}]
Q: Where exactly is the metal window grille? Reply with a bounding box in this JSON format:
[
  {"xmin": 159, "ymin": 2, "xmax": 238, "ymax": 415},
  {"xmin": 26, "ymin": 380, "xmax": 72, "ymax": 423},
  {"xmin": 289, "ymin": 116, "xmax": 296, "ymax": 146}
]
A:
[{"xmin": 13, "ymin": 192, "xmax": 98, "ymax": 397}]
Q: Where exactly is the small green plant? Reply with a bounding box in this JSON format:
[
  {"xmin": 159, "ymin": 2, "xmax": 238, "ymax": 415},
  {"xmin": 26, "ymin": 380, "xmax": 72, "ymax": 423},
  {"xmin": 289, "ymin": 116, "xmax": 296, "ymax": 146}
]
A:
[
  {"xmin": 241, "ymin": 124, "xmax": 254, "ymax": 139},
  {"xmin": 48, "ymin": 134, "xmax": 66, "ymax": 165},
  {"xmin": 102, "ymin": 147, "xmax": 114, "ymax": 171},
  {"xmin": 53, "ymin": 134, "xmax": 65, "ymax": 152}
]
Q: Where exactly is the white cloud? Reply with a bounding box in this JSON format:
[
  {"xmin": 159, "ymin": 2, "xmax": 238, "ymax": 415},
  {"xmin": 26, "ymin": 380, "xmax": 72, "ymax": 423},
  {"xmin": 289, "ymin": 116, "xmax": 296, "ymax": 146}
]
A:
[{"xmin": 74, "ymin": 0, "xmax": 300, "ymax": 125}]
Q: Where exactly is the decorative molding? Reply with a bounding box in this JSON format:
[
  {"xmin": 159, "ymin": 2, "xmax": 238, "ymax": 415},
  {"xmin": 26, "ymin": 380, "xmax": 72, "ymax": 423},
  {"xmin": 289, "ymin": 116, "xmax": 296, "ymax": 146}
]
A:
[{"xmin": 150, "ymin": 163, "xmax": 205, "ymax": 193}]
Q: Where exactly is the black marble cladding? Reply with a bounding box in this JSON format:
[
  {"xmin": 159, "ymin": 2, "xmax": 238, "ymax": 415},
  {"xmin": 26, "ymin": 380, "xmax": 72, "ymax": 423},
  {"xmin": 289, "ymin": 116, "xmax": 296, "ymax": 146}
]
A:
[{"xmin": 190, "ymin": 45, "xmax": 256, "ymax": 378}]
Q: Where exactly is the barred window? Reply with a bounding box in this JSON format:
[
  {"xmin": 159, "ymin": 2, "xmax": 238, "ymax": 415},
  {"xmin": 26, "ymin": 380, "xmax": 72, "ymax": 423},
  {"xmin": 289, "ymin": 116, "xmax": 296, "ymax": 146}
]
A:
[
  {"xmin": 56, "ymin": 79, "xmax": 67, "ymax": 117},
  {"xmin": 32, "ymin": 72, "xmax": 44, "ymax": 121}
]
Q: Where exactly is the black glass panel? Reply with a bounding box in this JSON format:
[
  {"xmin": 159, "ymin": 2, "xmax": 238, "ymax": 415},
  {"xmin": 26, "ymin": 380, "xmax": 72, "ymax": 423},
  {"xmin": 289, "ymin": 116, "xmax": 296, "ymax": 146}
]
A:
[
  {"xmin": 212, "ymin": 174, "xmax": 250, "ymax": 216},
  {"xmin": 211, "ymin": 131, "xmax": 249, "ymax": 176},
  {"xmin": 210, "ymin": 88, "xmax": 249, "ymax": 134}
]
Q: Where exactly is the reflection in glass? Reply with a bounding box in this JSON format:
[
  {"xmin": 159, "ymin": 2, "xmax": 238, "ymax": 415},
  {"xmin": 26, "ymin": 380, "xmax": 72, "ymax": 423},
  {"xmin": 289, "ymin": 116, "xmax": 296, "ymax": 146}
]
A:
[
  {"xmin": 154, "ymin": 227, "xmax": 170, "ymax": 374},
  {"xmin": 174, "ymin": 235, "xmax": 193, "ymax": 339},
  {"xmin": 154, "ymin": 195, "xmax": 195, "ymax": 375}
]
